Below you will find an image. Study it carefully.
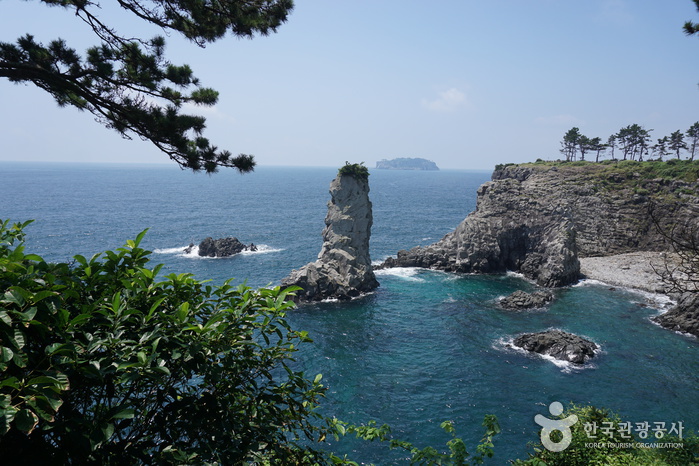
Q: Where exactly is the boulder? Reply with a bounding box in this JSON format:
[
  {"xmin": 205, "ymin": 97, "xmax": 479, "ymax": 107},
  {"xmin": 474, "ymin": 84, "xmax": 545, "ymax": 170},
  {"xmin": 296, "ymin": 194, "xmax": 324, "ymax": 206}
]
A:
[
  {"xmin": 193, "ymin": 237, "xmax": 253, "ymax": 257},
  {"xmin": 282, "ymin": 171, "xmax": 379, "ymax": 301},
  {"xmin": 500, "ymin": 290, "xmax": 553, "ymax": 310},
  {"xmin": 513, "ymin": 329, "xmax": 598, "ymax": 365},
  {"xmin": 652, "ymin": 292, "xmax": 699, "ymax": 338}
]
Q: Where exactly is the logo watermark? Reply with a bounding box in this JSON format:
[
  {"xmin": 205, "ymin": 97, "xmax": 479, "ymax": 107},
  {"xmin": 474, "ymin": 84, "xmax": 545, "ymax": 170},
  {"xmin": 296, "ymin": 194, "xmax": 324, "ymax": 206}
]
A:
[
  {"xmin": 534, "ymin": 402, "xmax": 578, "ymax": 452},
  {"xmin": 535, "ymin": 401, "xmax": 685, "ymax": 452}
]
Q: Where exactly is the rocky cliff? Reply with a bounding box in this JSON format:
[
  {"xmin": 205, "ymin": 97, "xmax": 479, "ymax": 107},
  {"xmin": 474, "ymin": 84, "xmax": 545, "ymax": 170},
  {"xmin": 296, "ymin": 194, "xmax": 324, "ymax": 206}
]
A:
[
  {"xmin": 381, "ymin": 161, "xmax": 699, "ymax": 287},
  {"xmin": 282, "ymin": 171, "xmax": 379, "ymax": 301}
]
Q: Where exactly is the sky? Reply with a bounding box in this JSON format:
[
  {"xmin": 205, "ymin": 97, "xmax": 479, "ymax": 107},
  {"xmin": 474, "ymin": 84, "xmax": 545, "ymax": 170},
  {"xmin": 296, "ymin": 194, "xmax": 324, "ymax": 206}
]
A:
[{"xmin": 1, "ymin": 0, "xmax": 698, "ymax": 170}]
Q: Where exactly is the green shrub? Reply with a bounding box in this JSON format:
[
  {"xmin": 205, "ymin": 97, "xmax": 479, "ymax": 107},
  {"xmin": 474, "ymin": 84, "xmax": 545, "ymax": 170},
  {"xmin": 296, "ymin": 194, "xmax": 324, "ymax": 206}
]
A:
[
  {"xmin": 338, "ymin": 162, "xmax": 369, "ymax": 180},
  {"xmin": 0, "ymin": 219, "xmax": 328, "ymax": 464}
]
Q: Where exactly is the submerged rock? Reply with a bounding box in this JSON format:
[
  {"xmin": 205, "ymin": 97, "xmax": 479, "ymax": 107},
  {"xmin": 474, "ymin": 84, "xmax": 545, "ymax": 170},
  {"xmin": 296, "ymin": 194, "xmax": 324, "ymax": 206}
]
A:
[
  {"xmin": 282, "ymin": 170, "xmax": 379, "ymax": 301},
  {"xmin": 187, "ymin": 237, "xmax": 256, "ymax": 257},
  {"xmin": 500, "ymin": 290, "xmax": 554, "ymax": 310},
  {"xmin": 652, "ymin": 292, "xmax": 699, "ymax": 338},
  {"xmin": 513, "ymin": 329, "xmax": 598, "ymax": 365}
]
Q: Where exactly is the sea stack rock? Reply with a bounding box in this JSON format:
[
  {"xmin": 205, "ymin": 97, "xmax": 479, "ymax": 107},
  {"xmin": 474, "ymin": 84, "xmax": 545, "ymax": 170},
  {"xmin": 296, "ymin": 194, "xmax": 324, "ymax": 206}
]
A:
[
  {"xmin": 513, "ymin": 329, "xmax": 598, "ymax": 365},
  {"xmin": 282, "ymin": 165, "xmax": 379, "ymax": 301}
]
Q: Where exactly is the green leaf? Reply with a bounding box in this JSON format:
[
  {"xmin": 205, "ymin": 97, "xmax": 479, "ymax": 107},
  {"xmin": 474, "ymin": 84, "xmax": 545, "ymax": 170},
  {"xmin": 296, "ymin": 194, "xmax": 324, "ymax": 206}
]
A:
[
  {"xmin": 0, "ymin": 405, "xmax": 18, "ymax": 435},
  {"xmin": 10, "ymin": 329, "xmax": 25, "ymax": 350},
  {"xmin": 102, "ymin": 422, "xmax": 115, "ymax": 441},
  {"xmin": 176, "ymin": 302, "xmax": 190, "ymax": 322},
  {"xmin": 111, "ymin": 408, "xmax": 135, "ymax": 420},
  {"xmin": 0, "ymin": 311, "xmax": 12, "ymax": 326},
  {"xmin": 15, "ymin": 408, "xmax": 39, "ymax": 433},
  {"xmin": 0, "ymin": 347, "xmax": 14, "ymax": 363},
  {"xmin": 18, "ymin": 306, "xmax": 38, "ymax": 323},
  {"xmin": 146, "ymin": 297, "xmax": 166, "ymax": 321}
]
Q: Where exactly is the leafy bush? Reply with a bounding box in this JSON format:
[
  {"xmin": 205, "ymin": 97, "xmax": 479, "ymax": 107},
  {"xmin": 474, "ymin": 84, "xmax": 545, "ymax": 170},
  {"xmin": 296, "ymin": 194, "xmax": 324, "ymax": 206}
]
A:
[
  {"xmin": 338, "ymin": 162, "xmax": 369, "ymax": 180},
  {"xmin": 0, "ymin": 219, "xmax": 329, "ymax": 464}
]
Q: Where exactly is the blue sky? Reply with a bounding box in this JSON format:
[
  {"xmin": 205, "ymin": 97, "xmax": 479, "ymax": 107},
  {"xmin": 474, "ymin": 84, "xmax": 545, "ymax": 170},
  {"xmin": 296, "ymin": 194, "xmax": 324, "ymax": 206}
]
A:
[{"xmin": 1, "ymin": 0, "xmax": 698, "ymax": 170}]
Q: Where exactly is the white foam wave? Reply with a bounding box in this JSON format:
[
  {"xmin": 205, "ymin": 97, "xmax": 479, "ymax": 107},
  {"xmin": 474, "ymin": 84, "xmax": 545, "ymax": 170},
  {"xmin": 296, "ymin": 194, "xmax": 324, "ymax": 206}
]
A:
[
  {"xmin": 153, "ymin": 246, "xmax": 188, "ymax": 255},
  {"xmin": 574, "ymin": 279, "xmax": 675, "ymax": 311},
  {"xmin": 374, "ymin": 267, "xmax": 425, "ymax": 282},
  {"xmin": 239, "ymin": 244, "xmax": 284, "ymax": 255},
  {"xmin": 572, "ymin": 278, "xmax": 608, "ymax": 288}
]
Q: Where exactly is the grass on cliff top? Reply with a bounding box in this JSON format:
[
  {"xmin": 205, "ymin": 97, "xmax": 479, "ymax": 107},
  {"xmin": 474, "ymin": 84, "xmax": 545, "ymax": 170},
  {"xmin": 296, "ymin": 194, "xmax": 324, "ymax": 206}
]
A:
[{"xmin": 497, "ymin": 159, "xmax": 699, "ymax": 184}]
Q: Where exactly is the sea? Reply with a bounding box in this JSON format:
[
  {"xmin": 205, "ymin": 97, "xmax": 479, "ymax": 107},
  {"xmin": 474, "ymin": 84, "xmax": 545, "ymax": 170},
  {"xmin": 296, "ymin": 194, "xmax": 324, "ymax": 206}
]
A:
[{"xmin": 1, "ymin": 162, "xmax": 698, "ymax": 464}]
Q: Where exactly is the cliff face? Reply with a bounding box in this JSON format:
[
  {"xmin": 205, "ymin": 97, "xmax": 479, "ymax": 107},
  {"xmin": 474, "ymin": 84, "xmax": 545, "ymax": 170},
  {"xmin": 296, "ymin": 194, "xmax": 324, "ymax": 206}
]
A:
[
  {"xmin": 282, "ymin": 173, "xmax": 379, "ymax": 301},
  {"xmin": 381, "ymin": 162, "xmax": 699, "ymax": 287}
]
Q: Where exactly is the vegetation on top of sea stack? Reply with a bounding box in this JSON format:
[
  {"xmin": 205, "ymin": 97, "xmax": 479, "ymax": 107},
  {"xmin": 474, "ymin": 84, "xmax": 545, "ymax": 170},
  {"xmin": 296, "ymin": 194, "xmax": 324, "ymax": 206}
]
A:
[{"xmin": 338, "ymin": 161, "xmax": 370, "ymax": 180}]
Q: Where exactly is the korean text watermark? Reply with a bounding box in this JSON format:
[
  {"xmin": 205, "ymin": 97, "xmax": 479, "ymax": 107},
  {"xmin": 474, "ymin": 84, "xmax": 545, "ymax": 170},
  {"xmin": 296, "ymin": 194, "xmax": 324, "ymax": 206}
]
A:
[{"xmin": 535, "ymin": 401, "xmax": 685, "ymax": 453}]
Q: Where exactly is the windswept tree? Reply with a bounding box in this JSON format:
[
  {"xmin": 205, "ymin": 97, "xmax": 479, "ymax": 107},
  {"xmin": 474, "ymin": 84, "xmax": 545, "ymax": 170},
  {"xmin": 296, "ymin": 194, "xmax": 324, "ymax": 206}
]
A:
[
  {"xmin": 637, "ymin": 126, "xmax": 652, "ymax": 161},
  {"xmin": 687, "ymin": 122, "xmax": 699, "ymax": 160},
  {"xmin": 607, "ymin": 134, "xmax": 617, "ymax": 160},
  {"xmin": 615, "ymin": 124, "xmax": 652, "ymax": 161},
  {"xmin": 0, "ymin": 0, "xmax": 295, "ymax": 173},
  {"xmin": 560, "ymin": 127, "xmax": 582, "ymax": 161},
  {"xmin": 615, "ymin": 126, "xmax": 634, "ymax": 160},
  {"xmin": 589, "ymin": 136, "xmax": 606, "ymax": 162},
  {"xmin": 669, "ymin": 129, "xmax": 689, "ymax": 159},
  {"xmin": 578, "ymin": 134, "xmax": 591, "ymax": 161},
  {"xmin": 652, "ymin": 136, "xmax": 670, "ymax": 160}
]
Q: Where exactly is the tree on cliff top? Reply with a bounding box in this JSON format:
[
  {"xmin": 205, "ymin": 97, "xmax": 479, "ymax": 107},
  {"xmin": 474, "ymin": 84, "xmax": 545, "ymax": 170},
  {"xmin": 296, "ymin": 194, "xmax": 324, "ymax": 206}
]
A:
[{"xmin": 0, "ymin": 0, "xmax": 294, "ymax": 173}]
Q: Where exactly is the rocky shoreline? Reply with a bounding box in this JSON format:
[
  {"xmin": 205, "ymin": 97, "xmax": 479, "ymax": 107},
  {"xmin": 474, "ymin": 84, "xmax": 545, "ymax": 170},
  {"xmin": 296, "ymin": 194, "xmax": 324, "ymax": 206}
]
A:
[{"xmin": 578, "ymin": 251, "xmax": 671, "ymax": 294}]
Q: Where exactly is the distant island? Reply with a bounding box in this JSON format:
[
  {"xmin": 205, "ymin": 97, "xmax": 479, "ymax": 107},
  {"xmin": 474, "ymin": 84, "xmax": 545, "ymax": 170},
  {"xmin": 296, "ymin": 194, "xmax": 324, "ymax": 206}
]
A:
[{"xmin": 375, "ymin": 158, "xmax": 439, "ymax": 171}]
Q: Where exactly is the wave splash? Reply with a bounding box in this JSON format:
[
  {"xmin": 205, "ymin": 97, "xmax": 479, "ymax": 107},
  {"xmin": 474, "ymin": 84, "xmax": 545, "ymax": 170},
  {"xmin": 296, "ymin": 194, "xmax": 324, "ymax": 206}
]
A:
[{"xmin": 374, "ymin": 267, "xmax": 426, "ymax": 282}]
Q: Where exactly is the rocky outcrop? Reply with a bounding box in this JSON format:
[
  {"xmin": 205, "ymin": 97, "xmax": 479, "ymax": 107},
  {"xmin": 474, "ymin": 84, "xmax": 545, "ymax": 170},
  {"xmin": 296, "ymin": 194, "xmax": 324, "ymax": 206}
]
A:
[
  {"xmin": 500, "ymin": 290, "xmax": 554, "ymax": 310},
  {"xmin": 282, "ymin": 172, "xmax": 379, "ymax": 301},
  {"xmin": 185, "ymin": 237, "xmax": 257, "ymax": 257},
  {"xmin": 513, "ymin": 329, "xmax": 599, "ymax": 365},
  {"xmin": 380, "ymin": 163, "xmax": 699, "ymax": 287},
  {"xmin": 652, "ymin": 293, "xmax": 699, "ymax": 338}
]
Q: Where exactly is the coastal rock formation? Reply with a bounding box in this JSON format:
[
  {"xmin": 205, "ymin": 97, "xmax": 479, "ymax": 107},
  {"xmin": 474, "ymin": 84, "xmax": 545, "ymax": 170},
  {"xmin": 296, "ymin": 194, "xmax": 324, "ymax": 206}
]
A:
[
  {"xmin": 282, "ymin": 171, "xmax": 379, "ymax": 301},
  {"xmin": 652, "ymin": 293, "xmax": 699, "ymax": 338},
  {"xmin": 500, "ymin": 290, "xmax": 554, "ymax": 310},
  {"xmin": 380, "ymin": 163, "xmax": 699, "ymax": 287},
  {"xmin": 185, "ymin": 237, "xmax": 257, "ymax": 257},
  {"xmin": 513, "ymin": 329, "xmax": 598, "ymax": 365}
]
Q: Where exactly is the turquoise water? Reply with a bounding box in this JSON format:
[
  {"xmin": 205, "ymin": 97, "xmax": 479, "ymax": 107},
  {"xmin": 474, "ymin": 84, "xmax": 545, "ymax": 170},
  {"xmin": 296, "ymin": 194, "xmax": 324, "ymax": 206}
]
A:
[{"xmin": 1, "ymin": 162, "xmax": 697, "ymax": 463}]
